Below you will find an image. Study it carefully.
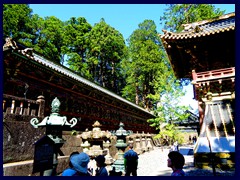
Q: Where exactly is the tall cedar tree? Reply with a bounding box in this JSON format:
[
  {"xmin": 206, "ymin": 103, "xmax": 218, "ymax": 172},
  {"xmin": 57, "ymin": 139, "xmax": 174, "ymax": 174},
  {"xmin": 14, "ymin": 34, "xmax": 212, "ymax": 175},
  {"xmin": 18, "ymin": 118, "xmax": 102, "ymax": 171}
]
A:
[
  {"xmin": 87, "ymin": 18, "xmax": 127, "ymax": 94},
  {"xmin": 63, "ymin": 17, "xmax": 92, "ymax": 79},
  {"xmin": 122, "ymin": 20, "xmax": 166, "ymax": 111},
  {"xmin": 3, "ymin": 4, "xmax": 34, "ymax": 43}
]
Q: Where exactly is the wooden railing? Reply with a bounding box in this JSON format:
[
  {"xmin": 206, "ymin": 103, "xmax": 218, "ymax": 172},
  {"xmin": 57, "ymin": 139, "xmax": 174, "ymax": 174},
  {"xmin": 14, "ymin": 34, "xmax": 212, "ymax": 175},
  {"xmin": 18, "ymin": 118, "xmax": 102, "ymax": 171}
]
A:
[
  {"xmin": 192, "ymin": 67, "xmax": 235, "ymax": 84},
  {"xmin": 3, "ymin": 94, "xmax": 45, "ymax": 117}
]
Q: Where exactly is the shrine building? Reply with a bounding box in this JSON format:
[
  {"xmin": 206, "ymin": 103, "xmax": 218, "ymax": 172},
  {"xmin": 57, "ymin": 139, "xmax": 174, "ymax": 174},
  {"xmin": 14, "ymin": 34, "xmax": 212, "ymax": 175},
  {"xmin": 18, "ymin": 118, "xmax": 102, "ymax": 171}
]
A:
[
  {"xmin": 3, "ymin": 39, "xmax": 156, "ymax": 134},
  {"xmin": 160, "ymin": 12, "xmax": 235, "ymax": 169}
]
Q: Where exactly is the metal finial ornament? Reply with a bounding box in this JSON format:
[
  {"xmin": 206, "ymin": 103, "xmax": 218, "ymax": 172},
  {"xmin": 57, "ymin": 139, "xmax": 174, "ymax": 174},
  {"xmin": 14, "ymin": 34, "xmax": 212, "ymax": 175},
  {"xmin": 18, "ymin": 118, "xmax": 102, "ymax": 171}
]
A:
[
  {"xmin": 30, "ymin": 97, "xmax": 78, "ymax": 128},
  {"xmin": 51, "ymin": 97, "xmax": 60, "ymax": 114}
]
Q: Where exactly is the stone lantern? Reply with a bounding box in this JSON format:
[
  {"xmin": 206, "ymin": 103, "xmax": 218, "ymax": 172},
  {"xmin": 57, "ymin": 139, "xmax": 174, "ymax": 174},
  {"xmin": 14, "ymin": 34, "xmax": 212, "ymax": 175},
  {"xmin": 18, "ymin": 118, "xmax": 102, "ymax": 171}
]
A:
[
  {"xmin": 135, "ymin": 132, "xmax": 142, "ymax": 154},
  {"xmin": 30, "ymin": 97, "xmax": 78, "ymax": 176},
  {"xmin": 103, "ymin": 139, "xmax": 114, "ymax": 172},
  {"xmin": 146, "ymin": 132, "xmax": 153, "ymax": 151},
  {"xmin": 112, "ymin": 122, "xmax": 131, "ymax": 174}
]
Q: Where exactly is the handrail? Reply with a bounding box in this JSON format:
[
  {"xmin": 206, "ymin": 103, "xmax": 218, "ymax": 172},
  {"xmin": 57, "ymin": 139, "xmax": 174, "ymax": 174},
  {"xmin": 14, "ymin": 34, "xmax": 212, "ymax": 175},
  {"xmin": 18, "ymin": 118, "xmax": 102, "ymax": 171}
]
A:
[
  {"xmin": 3, "ymin": 94, "xmax": 45, "ymax": 117},
  {"xmin": 192, "ymin": 67, "xmax": 235, "ymax": 83}
]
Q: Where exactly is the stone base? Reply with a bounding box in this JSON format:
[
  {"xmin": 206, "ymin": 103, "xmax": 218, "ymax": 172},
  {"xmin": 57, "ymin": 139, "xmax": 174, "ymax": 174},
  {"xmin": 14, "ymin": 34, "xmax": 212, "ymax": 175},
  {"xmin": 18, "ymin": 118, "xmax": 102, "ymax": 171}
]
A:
[
  {"xmin": 194, "ymin": 152, "xmax": 235, "ymax": 170},
  {"xmin": 3, "ymin": 156, "xmax": 69, "ymax": 176}
]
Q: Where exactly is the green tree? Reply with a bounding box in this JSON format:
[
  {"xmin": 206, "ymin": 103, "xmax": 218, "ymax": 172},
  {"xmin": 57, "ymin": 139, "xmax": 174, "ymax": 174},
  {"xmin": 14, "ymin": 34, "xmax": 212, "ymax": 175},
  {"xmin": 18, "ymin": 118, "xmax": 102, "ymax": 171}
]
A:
[
  {"xmin": 3, "ymin": 4, "xmax": 66, "ymax": 64},
  {"xmin": 22, "ymin": 14, "xmax": 45, "ymax": 47},
  {"xmin": 122, "ymin": 20, "xmax": 165, "ymax": 110},
  {"xmin": 146, "ymin": 66, "xmax": 190, "ymax": 144},
  {"xmin": 63, "ymin": 17, "xmax": 92, "ymax": 78},
  {"xmin": 3, "ymin": 4, "xmax": 34, "ymax": 42},
  {"xmin": 147, "ymin": 73, "xmax": 189, "ymax": 129},
  {"xmin": 87, "ymin": 18, "xmax": 127, "ymax": 93},
  {"xmin": 160, "ymin": 4, "xmax": 224, "ymax": 32},
  {"xmin": 35, "ymin": 16, "xmax": 65, "ymax": 64}
]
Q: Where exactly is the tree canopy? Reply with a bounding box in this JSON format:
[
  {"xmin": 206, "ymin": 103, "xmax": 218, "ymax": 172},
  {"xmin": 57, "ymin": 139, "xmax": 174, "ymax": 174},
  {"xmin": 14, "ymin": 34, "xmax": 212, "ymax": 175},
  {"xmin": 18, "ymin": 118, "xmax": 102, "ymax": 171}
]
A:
[
  {"xmin": 121, "ymin": 20, "xmax": 166, "ymax": 110},
  {"xmin": 86, "ymin": 18, "xmax": 127, "ymax": 93},
  {"xmin": 3, "ymin": 4, "xmax": 34, "ymax": 42},
  {"xmin": 160, "ymin": 4, "xmax": 224, "ymax": 32}
]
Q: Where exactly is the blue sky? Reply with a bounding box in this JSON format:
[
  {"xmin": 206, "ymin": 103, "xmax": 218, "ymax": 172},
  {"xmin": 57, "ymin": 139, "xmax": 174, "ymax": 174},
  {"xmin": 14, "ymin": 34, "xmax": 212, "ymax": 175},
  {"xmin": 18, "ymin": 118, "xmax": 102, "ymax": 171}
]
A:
[
  {"xmin": 29, "ymin": 4, "xmax": 235, "ymax": 41},
  {"xmin": 28, "ymin": 4, "xmax": 235, "ymax": 112}
]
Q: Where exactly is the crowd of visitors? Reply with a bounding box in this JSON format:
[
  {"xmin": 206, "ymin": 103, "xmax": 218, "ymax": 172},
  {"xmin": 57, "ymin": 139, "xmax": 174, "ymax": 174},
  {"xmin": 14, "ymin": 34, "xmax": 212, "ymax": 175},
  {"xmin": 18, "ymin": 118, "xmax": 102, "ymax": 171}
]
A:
[
  {"xmin": 61, "ymin": 142, "xmax": 186, "ymax": 176},
  {"xmin": 189, "ymin": 135, "xmax": 197, "ymax": 145}
]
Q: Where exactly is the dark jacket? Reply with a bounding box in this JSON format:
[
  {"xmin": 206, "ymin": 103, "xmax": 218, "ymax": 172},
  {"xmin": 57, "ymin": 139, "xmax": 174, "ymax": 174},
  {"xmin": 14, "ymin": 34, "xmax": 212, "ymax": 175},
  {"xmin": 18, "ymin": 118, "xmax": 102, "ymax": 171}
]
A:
[{"xmin": 124, "ymin": 149, "xmax": 138, "ymax": 169}]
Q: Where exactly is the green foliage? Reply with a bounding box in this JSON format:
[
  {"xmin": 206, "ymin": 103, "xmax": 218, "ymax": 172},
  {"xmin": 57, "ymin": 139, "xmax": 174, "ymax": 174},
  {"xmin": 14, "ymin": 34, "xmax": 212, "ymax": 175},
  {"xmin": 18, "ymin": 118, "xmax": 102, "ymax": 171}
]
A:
[
  {"xmin": 160, "ymin": 4, "xmax": 225, "ymax": 32},
  {"xmin": 35, "ymin": 16, "xmax": 65, "ymax": 64},
  {"xmin": 154, "ymin": 124, "xmax": 184, "ymax": 144},
  {"xmin": 87, "ymin": 18, "xmax": 128, "ymax": 93},
  {"xmin": 3, "ymin": 5, "xmax": 128, "ymax": 95},
  {"xmin": 147, "ymin": 78, "xmax": 190, "ymax": 131},
  {"xmin": 63, "ymin": 17, "xmax": 92, "ymax": 77},
  {"xmin": 3, "ymin": 4, "xmax": 33, "ymax": 40},
  {"xmin": 122, "ymin": 20, "xmax": 165, "ymax": 110}
]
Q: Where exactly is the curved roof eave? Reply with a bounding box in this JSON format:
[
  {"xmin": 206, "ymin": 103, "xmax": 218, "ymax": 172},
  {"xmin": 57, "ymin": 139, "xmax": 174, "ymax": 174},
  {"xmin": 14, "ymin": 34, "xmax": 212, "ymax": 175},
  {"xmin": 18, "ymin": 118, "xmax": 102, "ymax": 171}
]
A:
[
  {"xmin": 12, "ymin": 49, "xmax": 154, "ymax": 116},
  {"xmin": 160, "ymin": 12, "xmax": 235, "ymax": 41}
]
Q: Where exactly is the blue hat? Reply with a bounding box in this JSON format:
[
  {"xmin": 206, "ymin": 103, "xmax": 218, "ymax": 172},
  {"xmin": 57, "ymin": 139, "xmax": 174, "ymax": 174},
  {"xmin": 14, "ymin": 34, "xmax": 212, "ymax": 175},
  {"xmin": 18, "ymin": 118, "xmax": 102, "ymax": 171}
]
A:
[{"xmin": 70, "ymin": 152, "xmax": 90, "ymax": 174}]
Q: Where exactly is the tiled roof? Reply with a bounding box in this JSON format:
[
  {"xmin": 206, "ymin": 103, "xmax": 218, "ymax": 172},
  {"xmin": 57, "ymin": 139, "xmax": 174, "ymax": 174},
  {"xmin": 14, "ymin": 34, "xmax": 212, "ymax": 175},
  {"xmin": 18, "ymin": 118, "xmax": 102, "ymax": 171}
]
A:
[
  {"xmin": 160, "ymin": 12, "xmax": 235, "ymax": 40},
  {"xmin": 10, "ymin": 49, "xmax": 153, "ymax": 115}
]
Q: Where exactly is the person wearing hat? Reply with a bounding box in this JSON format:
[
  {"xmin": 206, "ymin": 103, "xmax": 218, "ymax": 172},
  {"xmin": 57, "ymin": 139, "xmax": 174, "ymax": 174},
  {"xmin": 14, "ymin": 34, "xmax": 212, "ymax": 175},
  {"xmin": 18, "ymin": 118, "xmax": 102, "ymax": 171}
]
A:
[
  {"xmin": 62, "ymin": 151, "xmax": 79, "ymax": 176},
  {"xmin": 62, "ymin": 152, "xmax": 91, "ymax": 176},
  {"xmin": 95, "ymin": 155, "xmax": 109, "ymax": 176},
  {"xmin": 167, "ymin": 151, "xmax": 185, "ymax": 176},
  {"xmin": 124, "ymin": 143, "xmax": 138, "ymax": 176}
]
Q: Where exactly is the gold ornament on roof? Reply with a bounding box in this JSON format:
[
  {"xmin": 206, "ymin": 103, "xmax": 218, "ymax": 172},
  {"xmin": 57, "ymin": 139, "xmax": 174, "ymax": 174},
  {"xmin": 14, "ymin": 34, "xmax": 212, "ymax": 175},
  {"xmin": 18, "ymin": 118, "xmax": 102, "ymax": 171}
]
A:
[{"xmin": 92, "ymin": 120, "xmax": 101, "ymax": 127}]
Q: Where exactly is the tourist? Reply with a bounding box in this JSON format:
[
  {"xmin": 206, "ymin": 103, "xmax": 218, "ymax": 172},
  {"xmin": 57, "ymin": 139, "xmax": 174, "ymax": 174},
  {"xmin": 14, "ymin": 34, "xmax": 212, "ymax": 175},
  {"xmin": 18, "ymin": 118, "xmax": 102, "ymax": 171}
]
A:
[
  {"xmin": 95, "ymin": 155, "xmax": 109, "ymax": 176},
  {"xmin": 167, "ymin": 151, "xmax": 185, "ymax": 176},
  {"xmin": 124, "ymin": 143, "xmax": 138, "ymax": 176},
  {"xmin": 174, "ymin": 141, "xmax": 179, "ymax": 151},
  {"xmin": 109, "ymin": 167, "xmax": 122, "ymax": 176},
  {"xmin": 62, "ymin": 151, "xmax": 79, "ymax": 176},
  {"xmin": 62, "ymin": 152, "xmax": 91, "ymax": 176},
  {"xmin": 87, "ymin": 156, "xmax": 95, "ymax": 176},
  {"xmin": 170, "ymin": 141, "xmax": 178, "ymax": 152},
  {"xmin": 189, "ymin": 135, "xmax": 192, "ymax": 144},
  {"xmin": 192, "ymin": 136, "xmax": 197, "ymax": 144}
]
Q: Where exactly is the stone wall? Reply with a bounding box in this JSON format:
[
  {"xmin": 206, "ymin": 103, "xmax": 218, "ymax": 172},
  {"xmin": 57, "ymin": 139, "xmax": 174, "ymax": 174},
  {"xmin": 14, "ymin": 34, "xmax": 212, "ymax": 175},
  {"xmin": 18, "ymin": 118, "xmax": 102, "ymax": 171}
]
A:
[
  {"xmin": 3, "ymin": 114, "xmax": 45, "ymax": 163},
  {"xmin": 3, "ymin": 114, "xmax": 157, "ymax": 176}
]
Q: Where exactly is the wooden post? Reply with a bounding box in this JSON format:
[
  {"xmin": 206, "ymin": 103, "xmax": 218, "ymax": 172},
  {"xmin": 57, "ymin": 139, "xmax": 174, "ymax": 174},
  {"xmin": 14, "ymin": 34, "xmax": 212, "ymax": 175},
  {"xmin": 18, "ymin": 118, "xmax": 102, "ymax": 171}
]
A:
[
  {"xmin": 3, "ymin": 100, "xmax": 6, "ymax": 111},
  {"xmin": 27, "ymin": 101, "xmax": 31, "ymax": 115},
  {"xmin": 11, "ymin": 100, "xmax": 15, "ymax": 114},
  {"xmin": 20, "ymin": 102, "xmax": 23, "ymax": 115},
  {"xmin": 37, "ymin": 95, "xmax": 45, "ymax": 117}
]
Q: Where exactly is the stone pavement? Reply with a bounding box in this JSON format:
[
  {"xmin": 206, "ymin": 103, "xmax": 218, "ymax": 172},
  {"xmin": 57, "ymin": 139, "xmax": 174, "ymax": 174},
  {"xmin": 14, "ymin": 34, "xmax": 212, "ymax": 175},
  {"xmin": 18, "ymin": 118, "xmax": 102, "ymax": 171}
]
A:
[
  {"xmin": 136, "ymin": 146, "xmax": 235, "ymax": 176},
  {"xmin": 137, "ymin": 147, "xmax": 173, "ymax": 176}
]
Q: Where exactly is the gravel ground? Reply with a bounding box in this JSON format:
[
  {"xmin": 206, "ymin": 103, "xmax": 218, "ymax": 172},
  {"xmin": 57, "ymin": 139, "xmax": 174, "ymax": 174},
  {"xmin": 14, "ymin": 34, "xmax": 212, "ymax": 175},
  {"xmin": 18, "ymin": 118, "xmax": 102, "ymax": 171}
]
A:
[{"xmin": 136, "ymin": 147, "xmax": 235, "ymax": 176}]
